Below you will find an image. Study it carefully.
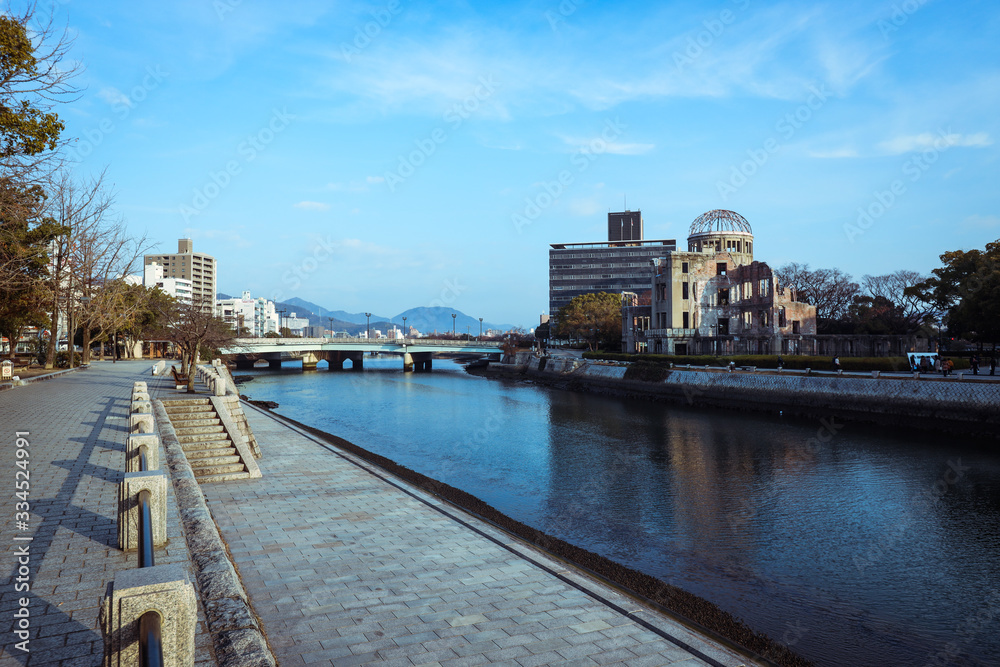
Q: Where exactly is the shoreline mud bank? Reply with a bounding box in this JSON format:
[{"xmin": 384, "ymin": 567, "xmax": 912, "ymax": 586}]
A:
[
  {"xmin": 475, "ymin": 353, "xmax": 1000, "ymax": 439},
  {"xmin": 245, "ymin": 401, "xmax": 812, "ymax": 667}
]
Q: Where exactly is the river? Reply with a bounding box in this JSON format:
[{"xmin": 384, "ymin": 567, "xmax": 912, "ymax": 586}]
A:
[{"xmin": 235, "ymin": 357, "xmax": 1000, "ymax": 666}]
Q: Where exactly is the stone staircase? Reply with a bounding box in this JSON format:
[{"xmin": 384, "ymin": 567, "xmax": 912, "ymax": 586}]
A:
[{"xmin": 162, "ymin": 398, "xmax": 252, "ymax": 483}]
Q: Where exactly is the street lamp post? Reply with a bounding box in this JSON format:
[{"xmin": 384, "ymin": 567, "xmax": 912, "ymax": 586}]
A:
[
  {"xmin": 327, "ymin": 317, "xmax": 333, "ymax": 339},
  {"xmin": 479, "ymin": 317, "xmax": 483, "ymax": 340},
  {"xmin": 365, "ymin": 312, "xmax": 372, "ymax": 340},
  {"xmin": 402, "ymin": 316, "xmax": 407, "ymax": 339},
  {"xmin": 452, "ymin": 313, "xmax": 456, "ymax": 337}
]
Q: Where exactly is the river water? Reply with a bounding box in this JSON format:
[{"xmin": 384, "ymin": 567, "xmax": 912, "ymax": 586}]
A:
[{"xmin": 236, "ymin": 358, "xmax": 1000, "ymax": 666}]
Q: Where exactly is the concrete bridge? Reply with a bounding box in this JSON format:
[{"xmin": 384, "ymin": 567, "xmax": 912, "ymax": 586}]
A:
[{"xmin": 219, "ymin": 337, "xmax": 503, "ymax": 372}]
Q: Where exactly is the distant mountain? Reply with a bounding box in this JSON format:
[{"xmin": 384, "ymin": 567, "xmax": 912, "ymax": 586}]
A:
[
  {"xmin": 283, "ymin": 297, "xmax": 389, "ymax": 325},
  {"xmin": 392, "ymin": 307, "xmax": 518, "ymax": 335},
  {"xmin": 219, "ymin": 294, "xmax": 521, "ymax": 334}
]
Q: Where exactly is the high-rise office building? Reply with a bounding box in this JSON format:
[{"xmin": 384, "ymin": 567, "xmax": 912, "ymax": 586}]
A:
[
  {"xmin": 607, "ymin": 210, "xmax": 643, "ymax": 242},
  {"xmin": 548, "ymin": 209, "xmax": 676, "ymax": 316},
  {"xmin": 144, "ymin": 239, "xmax": 217, "ymax": 313}
]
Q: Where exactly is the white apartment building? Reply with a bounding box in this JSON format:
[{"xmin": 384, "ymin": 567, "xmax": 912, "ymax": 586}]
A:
[
  {"xmin": 144, "ymin": 262, "xmax": 193, "ymax": 305},
  {"xmin": 144, "ymin": 239, "xmax": 216, "ymax": 313},
  {"xmin": 216, "ymin": 291, "xmax": 279, "ymax": 336}
]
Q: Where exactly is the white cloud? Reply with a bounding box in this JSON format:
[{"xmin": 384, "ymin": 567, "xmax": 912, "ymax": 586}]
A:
[
  {"xmin": 560, "ymin": 135, "xmax": 654, "ymax": 155},
  {"xmin": 962, "ymin": 214, "xmax": 1000, "ymax": 229},
  {"xmin": 878, "ymin": 132, "xmax": 993, "ymax": 155},
  {"xmin": 366, "ymin": 175, "xmax": 384, "ymax": 184},
  {"xmin": 808, "ymin": 147, "xmax": 859, "ymax": 159},
  {"xmin": 98, "ymin": 86, "xmax": 131, "ymax": 108},
  {"xmin": 294, "ymin": 201, "xmax": 330, "ymax": 211}
]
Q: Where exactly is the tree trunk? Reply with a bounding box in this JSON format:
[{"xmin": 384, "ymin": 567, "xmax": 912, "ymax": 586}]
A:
[
  {"xmin": 45, "ymin": 297, "xmax": 59, "ymax": 369},
  {"xmin": 82, "ymin": 326, "xmax": 91, "ymax": 364}
]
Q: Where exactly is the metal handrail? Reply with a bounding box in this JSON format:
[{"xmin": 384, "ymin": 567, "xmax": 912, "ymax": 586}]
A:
[
  {"xmin": 139, "ymin": 610, "xmax": 164, "ymax": 667},
  {"xmin": 139, "ymin": 446, "xmax": 148, "ymax": 472},
  {"xmin": 137, "ymin": 489, "xmax": 155, "ymax": 569},
  {"xmin": 231, "ymin": 336, "xmax": 502, "ymax": 347}
]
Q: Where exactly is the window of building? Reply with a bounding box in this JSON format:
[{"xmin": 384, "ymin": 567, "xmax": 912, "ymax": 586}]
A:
[
  {"xmin": 718, "ymin": 288, "xmax": 729, "ymax": 305},
  {"xmin": 759, "ymin": 278, "xmax": 769, "ymax": 296},
  {"xmin": 758, "ymin": 310, "xmax": 769, "ymax": 327},
  {"xmin": 682, "ymin": 282, "xmax": 689, "ymax": 300},
  {"xmin": 682, "ymin": 311, "xmax": 689, "ymax": 329},
  {"xmin": 681, "ymin": 261, "xmax": 688, "ymax": 273},
  {"xmin": 717, "ymin": 262, "xmax": 727, "ymax": 276},
  {"xmin": 792, "ymin": 320, "xmax": 800, "ymax": 334},
  {"xmin": 718, "ymin": 318, "xmax": 729, "ymax": 335},
  {"xmin": 778, "ymin": 307, "xmax": 786, "ymax": 328}
]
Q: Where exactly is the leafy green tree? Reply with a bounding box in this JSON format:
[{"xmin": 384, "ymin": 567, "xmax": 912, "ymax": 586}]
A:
[
  {"xmin": 553, "ymin": 292, "xmax": 622, "ymax": 351},
  {"xmin": 910, "ymin": 240, "xmax": 1000, "ymax": 349}
]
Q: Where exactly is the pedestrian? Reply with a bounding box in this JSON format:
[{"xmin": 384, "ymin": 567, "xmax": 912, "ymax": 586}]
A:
[
  {"xmin": 944, "ymin": 359, "xmax": 953, "ymax": 377},
  {"xmin": 833, "ymin": 356, "xmax": 841, "ymax": 372},
  {"xmin": 991, "ymin": 357, "xmax": 997, "ymax": 376},
  {"xmin": 777, "ymin": 355, "xmax": 784, "ymax": 369},
  {"xmin": 971, "ymin": 355, "xmax": 980, "ymax": 375}
]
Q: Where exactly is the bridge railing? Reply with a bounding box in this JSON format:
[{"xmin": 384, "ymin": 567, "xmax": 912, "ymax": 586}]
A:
[{"xmin": 231, "ymin": 337, "xmax": 501, "ymax": 348}]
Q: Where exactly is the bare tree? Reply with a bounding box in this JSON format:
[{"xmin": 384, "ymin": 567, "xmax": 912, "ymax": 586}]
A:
[
  {"xmin": 154, "ymin": 302, "xmax": 237, "ymax": 392},
  {"xmin": 44, "ymin": 172, "xmax": 152, "ymax": 366},
  {"xmin": 774, "ymin": 263, "xmax": 860, "ymax": 322},
  {"xmin": 861, "ymin": 270, "xmax": 936, "ymax": 332}
]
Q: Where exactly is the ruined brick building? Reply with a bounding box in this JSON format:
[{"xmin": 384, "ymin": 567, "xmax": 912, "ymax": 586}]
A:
[{"xmin": 622, "ymin": 210, "xmax": 817, "ymax": 355}]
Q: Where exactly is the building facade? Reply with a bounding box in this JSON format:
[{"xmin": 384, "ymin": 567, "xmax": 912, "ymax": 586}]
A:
[
  {"xmin": 549, "ymin": 210, "xmax": 676, "ymax": 316},
  {"xmin": 143, "ymin": 262, "xmax": 194, "ymax": 305},
  {"xmin": 216, "ymin": 291, "xmax": 278, "ymax": 337},
  {"xmin": 144, "ymin": 239, "xmax": 217, "ymax": 314},
  {"xmin": 623, "ymin": 210, "xmax": 817, "ymax": 355}
]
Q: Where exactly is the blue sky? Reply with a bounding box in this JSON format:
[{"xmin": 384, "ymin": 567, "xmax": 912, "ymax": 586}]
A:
[{"xmin": 57, "ymin": 0, "xmax": 999, "ymax": 326}]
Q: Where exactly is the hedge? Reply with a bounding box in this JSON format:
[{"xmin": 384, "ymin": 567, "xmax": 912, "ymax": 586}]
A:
[{"xmin": 582, "ymin": 351, "xmax": 971, "ymax": 372}]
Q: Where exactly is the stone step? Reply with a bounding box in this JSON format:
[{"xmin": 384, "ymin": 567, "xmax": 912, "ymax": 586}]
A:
[
  {"xmin": 162, "ymin": 399, "xmax": 211, "ymax": 409},
  {"xmin": 165, "ymin": 406, "xmax": 215, "ymax": 416},
  {"xmin": 187, "ymin": 454, "xmax": 242, "ymax": 467},
  {"xmin": 181, "ymin": 440, "xmax": 231, "ymax": 453},
  {"xmin": 174, "ymin": 424, "xmax": 225, "ymax": 436},
  {"xmin": 188, "ymin": 462, "xmax": 246, "ymax": 475},
  {"xmin": 178, "ymin": 432, "xmax": 230, "ymax": 444},
  {"xmin": 184, "ymin": 446, "xmax": 237, "ymax": 460},
  {"xmin": 197, "ymin": 471, "xmax": 252, "ymax": 484},
  {"xmin": 168, "ymin": 418, "xmax": 221, "ymax": 428}
]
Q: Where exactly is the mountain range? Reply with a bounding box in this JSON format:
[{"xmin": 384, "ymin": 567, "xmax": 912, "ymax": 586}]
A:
[{"xmin": 218, "ymin": 294, "xmax": 521, "ymax": 334}]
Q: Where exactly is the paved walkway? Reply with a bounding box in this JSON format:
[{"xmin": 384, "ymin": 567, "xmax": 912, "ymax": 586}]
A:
[
  {"xmin": 195, "ymin": 399, "xmax": 748, "ymax": 667},
  {"xmin": 0, "ymin": 361, "xmax": 215, "ymax": 666}
]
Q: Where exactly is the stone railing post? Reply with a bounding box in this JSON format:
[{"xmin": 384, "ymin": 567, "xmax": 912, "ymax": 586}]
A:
[
  {"xmin": 117, "ymin": 471, "xmax": 167, "ymax": 550},
  {"xmin": 126, "ymin": 434, "xmax": 160, "ymax": 473},
  {"xmin": 100, "ymin": 564, "xmax": 197, "ymax": 667}
]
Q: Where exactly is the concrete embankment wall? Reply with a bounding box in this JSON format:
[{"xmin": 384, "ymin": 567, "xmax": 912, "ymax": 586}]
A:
[{"xmin": 494, "ymin": 353, "xmax": 1000, "ymax": 437}]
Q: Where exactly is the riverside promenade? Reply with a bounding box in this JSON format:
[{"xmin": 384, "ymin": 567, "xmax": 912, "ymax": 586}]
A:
[
  {"xmin": 0, "ymin": 360, "xmax": 215, "ymax": 666},
  {"xmin": 3, "ymin": 361, "xmax": 750, "ymax": 666}
]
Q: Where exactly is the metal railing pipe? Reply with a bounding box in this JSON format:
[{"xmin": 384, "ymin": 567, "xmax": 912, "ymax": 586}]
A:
[
  {"xmin": 139, "ymin": 610, "xmax": 164, "ymax": 667},
  {"xmin": 137, "ymin": 489, "xmax": 155, "ymax": 568},
  {"xmin": 139, "ymin": 446, "xmax": 148, "ymax": 472}
]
